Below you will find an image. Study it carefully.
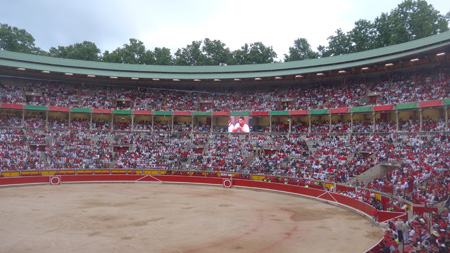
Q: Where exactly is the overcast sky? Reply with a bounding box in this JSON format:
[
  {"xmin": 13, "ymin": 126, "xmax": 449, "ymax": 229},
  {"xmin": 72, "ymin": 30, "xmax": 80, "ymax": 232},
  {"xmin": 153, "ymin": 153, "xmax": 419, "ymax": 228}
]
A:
[{"xmin": 1, "ymin": 0, "xmax": 449, "ymax": 60}]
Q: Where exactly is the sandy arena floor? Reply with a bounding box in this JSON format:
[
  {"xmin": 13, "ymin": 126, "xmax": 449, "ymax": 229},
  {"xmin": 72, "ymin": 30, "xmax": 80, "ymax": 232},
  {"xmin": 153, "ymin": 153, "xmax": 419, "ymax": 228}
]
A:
[{"xmin": 0, "ymin": 183, "xmax": 384, "ymax": 252}]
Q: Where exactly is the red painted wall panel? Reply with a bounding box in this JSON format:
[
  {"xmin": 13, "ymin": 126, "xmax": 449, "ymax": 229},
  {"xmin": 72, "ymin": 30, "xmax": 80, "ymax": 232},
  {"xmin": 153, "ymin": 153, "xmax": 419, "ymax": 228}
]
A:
[
  {"xmin": 49, "ymin": 106, "xmax": 69, "ymax": 112},
  {"xmin": 420, "ymin": 100, "xmax": 441, "ymax": 108},
  {"xmin": 374, "ymin": 105, "xmax": 393, "ymax": 111},
  {"xmin": 252, "ymin": 111, "xmax": 269, "ymax": 116},
  {"xmin": 331, "ymin": 108, "xmax": 348, "ymax": 114},
  {"xmin": 2, "ymin": 103, "xmax": 23, "ymax": 109},
  {"xmin": 174, "ymin": 111, "xmax": 191, "ymax": 116},
  {"xmin": 213, "ymin": 112, "xmax": 229, "ymax": 116},
  {"xmin": 93, "ymin": 109, "xmax": 112, "ymax": 114},
  {"xmin": 134, "ymin": 111, "xmax": 152, "ymax": 115},
  {"xmin": 290, "ymin": 110, "xmax": 308, "ymax": 116},
  {"xmin": 0, "ymin": 176, "xmax": 49, "ymax": 185}
]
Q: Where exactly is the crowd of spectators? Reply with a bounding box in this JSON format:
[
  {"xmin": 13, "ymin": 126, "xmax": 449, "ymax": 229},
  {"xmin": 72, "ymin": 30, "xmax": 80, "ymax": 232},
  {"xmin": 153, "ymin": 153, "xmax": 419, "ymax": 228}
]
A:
[
  {"xmin": 48, "ymin": 116, "xmax": 68, "ymax": 130},
  {"xmin": 0, "ymin": 114, "xmax": 22, "ymax": 127},
  {"xmin": 70, "ymin": 117, "xmax": 90, "ymax": 130},
  {"xmin": 1, "ymin": 69, "xmax": 450, "ymax": 252},
  {"xmin": 1, "ymin": 69, "xmax": 448, "ymax": 111},
  {"xmin": 0, "ymin": 72, "xmax": 450, "ymax": 211},
  {"xmin": 373, "ymin": 209, "xmax": 450, "ymax": 252},
  {"xmin": 24, "ymin": 116, "xmax": 46, "ymax": 129},
  {"xmin": 365, "ymin": 135, "xmax": 450, "ymax": 206},
  {"xmin": 45, "ymin": 131, "xmax": 112, "ymax": 169}
]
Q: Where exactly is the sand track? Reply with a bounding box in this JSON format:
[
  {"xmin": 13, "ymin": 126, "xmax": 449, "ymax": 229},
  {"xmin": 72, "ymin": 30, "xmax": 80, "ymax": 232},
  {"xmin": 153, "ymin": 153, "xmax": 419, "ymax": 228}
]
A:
[{"xmin": 0, "ymin": 184, "xmax": 384, "ymax": 253}]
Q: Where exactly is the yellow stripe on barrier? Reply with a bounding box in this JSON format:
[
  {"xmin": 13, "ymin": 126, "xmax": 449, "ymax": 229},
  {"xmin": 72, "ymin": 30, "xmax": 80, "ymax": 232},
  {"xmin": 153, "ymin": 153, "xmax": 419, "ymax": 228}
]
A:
[
  {"xmin": 21, "ymin": 171, "xmax": 38, "ymax": 175},
  {"xmin": 60, "ymin": 170, "xmax": 75, "ymax": 174},
  {"xmin": 79, "ymin": 170, "xmax": 93, "ymax": 174},
  {"xmin": 252, "ymin": 175, "xmax": 265, "ymax": 181},
  {"xmin": 41, "ymin": 171, "xmax": 57, "ymax": 176},
  {"xmin": 2, "ymin": 172, "xmax": 20, "ymax": 177},
  {"xmin": 111, "ymin": 170, "xmax": 126, "ymax": 174},
  {"xmin": 144, "ymin": 170, "xmax": 159, "ymax": 175}
]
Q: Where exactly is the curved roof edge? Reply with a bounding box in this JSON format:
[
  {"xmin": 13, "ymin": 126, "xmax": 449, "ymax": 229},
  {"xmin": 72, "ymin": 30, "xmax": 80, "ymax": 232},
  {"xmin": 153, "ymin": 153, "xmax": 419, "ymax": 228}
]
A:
[{"xmin": 0, "ymin": 31, "xmax": 449, "ymax": 80}]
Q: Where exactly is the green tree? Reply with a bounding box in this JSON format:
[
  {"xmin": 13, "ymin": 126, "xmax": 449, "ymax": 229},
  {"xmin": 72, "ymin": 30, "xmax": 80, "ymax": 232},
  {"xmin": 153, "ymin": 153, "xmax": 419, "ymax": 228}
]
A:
[
  {"xmin": 102, "ymin": 50, "xmax": 121, "ymax": 63},
  {"xmin": 284, "ymin": 38, "xmax": 318, "ymax": 62},
  {"xmin": 375, "ymin": 0, "xmax": 448, "ymax": 46},
  {"xmin": 201, "ymin": 38, "xmax": 234, "ymax": 66},
  {"xmin": 102, "ymin": 38, "xmax": 153, "ymax": 64},
  {"xmin": 0, "ymin": 23, "xmax": 41, "ymax": 54},
  {"xmin": 233, "ymin": 42, "xmax": 277, "ymax": 65},
  {"xmin": 319, "ymin": 29, "xmax": 352, "ymax": 57},
  {"xmin": 174, "ymin": 40, "xmax": 204, "ymax": 66},
  {"xmin": 373, "ymin": 12, "xmax": 392, "ymax": 48},
  {"xmin": 390, "ymin": 0, "xmax": 448, "ymax": 44},
  {"xmin": 153, "ymin": 47, "xmax": 173, "ymax": 65},
  {"xmin": 348, "ymin": 19, "xmax": 377, "ymax": 52},
  {"xmin": 48, "ymin": 41, "xmax": 101, "ymax": 61}
]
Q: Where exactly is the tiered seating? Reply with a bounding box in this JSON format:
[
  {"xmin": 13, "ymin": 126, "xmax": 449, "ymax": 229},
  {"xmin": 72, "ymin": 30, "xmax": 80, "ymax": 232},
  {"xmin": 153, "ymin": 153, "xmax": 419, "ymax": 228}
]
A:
[
  {"xmin": 0, "ymin": 70, "xmax": 449, "ymax": 230},
  {"xmin": 0, "ymin": 129, "xmax": 29, "ymax": 170},
  {"xmin": 45, "ymin": 131, "xmax": 111, "ymax": 169}
]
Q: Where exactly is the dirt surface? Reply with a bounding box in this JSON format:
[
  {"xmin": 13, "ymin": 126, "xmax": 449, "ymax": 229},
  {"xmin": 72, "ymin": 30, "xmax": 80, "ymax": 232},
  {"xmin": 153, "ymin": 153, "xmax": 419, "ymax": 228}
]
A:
[{"xmin": 0, "ymin": 183, "xmax": 384, "ymax": 252}]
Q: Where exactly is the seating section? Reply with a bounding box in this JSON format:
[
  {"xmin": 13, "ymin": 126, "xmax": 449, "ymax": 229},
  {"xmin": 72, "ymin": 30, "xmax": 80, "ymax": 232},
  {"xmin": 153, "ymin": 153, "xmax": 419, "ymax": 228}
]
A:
[
  {"xmin": 0, "ymin": 69, "xmax": 449, "ymax": 251},
  {"xmin": 0, "ymin": 69, "xmax": 447, "ymax": 111}
]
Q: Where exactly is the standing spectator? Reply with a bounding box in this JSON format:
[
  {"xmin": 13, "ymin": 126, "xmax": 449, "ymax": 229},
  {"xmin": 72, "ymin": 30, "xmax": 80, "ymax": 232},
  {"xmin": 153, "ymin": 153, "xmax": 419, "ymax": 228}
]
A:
[{"xmin": 372, "ymin": 208, "xmax": 379, "ymax": 227}]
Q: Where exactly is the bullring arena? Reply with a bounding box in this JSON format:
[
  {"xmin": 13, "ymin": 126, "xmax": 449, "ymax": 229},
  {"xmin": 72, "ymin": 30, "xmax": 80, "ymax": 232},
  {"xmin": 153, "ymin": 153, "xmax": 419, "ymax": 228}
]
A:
[
  {"xmin": 0, "ymin": 32, "xmax": 450, "ymax": 252},
  {"xmin": 0, "ymin": 178, "xmax": 384, "ymax": 253}
]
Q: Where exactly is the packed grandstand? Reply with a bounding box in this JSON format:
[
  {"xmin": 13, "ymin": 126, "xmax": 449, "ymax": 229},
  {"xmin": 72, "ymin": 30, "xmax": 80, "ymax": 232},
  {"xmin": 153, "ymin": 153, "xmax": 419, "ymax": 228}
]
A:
[{"xmin": 0, "ymin": 31, "xmax": 449, "ymax": 252}]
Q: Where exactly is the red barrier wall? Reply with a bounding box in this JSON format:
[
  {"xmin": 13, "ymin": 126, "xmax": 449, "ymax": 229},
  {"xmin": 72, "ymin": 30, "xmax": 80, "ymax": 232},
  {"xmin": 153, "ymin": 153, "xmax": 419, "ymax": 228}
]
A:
[{"xmin": 0, "ymin": 176, "xmax": 49, "ymax": 185}]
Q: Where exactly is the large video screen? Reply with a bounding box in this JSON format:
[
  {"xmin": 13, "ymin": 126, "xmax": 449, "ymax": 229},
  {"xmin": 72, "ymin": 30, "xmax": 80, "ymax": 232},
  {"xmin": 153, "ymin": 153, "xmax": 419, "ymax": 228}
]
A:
[{"xmin": 228, "ymin": 116, "xmax": 252, "ymax": 133}]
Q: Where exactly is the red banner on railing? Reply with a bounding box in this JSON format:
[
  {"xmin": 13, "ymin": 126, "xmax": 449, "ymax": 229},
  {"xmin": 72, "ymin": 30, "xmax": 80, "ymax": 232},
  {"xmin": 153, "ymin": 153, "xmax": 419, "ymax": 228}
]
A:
[
  {"xmin": 49, "ymin": 106, "xmax": 69, "ymax": 112},
  {"xmin": 134, "ymin": 110, "xmax": 152, "ymax": 115},
  {"xmin": 93, "ymin": 109, "xmax": 112, "ymax": 114},
  {"xmin": 2, "ymin": 103, "xmax": 23, "ymax": 109},
  {"xmin": 420, "ymin": 100, "xmax": 442, "ymax": 108},
  {"xmin": 213, "ymin": 111, "xmax": 229, "ymax": 116},
  {"xmin": 374, "ymin": 105, "xmax": 393, "ymax": 111},
  {"xmin": 252, "ymin": 111, "xmax": 269, "ymax": 116},
  {"xmin": 174, "ymin": 111, "xmax": 191, "ymax": 116},
  {"xmin": 290, "ymin": 110, "xmax": 308, "ymax": 116},
  {"xmin": 331, "ymin": 108, "xmax": 349, "ymax": 114}
]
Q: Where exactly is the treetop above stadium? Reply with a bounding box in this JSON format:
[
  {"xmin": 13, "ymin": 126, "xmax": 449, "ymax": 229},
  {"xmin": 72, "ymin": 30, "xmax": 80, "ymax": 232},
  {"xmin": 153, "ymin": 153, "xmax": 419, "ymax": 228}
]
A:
[{"xmin": 0, "ymin": 31, "xmax": 449, "ymax": 81}]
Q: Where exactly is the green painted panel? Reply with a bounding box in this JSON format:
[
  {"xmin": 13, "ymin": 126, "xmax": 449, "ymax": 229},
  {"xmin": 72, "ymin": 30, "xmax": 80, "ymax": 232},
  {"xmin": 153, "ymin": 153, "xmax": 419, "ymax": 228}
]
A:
[
  {"xmin": 26, "ymin": 105, "xmax": 46, "ymax": 110},
  {"xmin": 114, "ymin": 110, "xmax": 132, "ymax": 115},
  {"xmin": 193, "ymin": 111, "xmax": 211, "ymax": 116},
  {"xmin": 396, "ymin": 102, "xmax": 417, "ymax": 110},
  {"xmin": 310, "ymin": 109, "xmax": 327, "ymax": 115},
  {"xmin": 351, "ymin": 106, "xmax": 371, "ymax": 113},
  {"xmin": 154, "ymin": 111, "xmax": 172, "ymax": 116},
  {"xmin": 231, "ymin": 111, "xmax": 250, "ymax": 116},
  {"xmin": 72, "ymin": 108, "xmax": 91, "ymax": 113},
  {"xmin": 444, "ymin": 99, "xmax": 450, "ymax": 105},
  {"xmin": 271, "ymin": 111, "xmax": 289, "ymax": 116}
]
